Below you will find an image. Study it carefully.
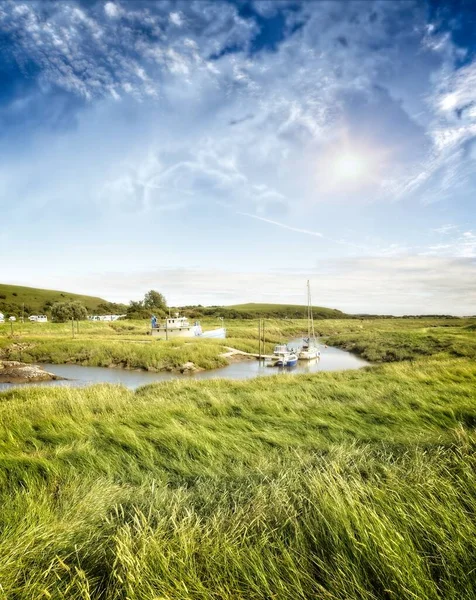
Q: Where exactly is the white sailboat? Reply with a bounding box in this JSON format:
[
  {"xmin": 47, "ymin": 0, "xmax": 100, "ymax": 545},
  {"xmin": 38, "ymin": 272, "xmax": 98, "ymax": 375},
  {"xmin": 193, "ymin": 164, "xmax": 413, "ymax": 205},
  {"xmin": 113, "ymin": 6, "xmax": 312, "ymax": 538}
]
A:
[{"xmin": 298, "ymin": 280, "xmax": 321, "ymax": 361}]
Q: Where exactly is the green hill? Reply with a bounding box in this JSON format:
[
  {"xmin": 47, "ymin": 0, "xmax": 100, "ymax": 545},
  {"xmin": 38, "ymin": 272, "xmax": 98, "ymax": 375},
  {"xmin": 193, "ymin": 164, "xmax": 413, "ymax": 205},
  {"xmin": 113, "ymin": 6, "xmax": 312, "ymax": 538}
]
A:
[
  {"xmin": 181, "ymin": 303, "xmax": 349, "ymax": 320},
  {"xmin": 0, "ymin": 283, "xmax": 107, "ymax": 317},
  {"xmin": 224, "ymin": 303, "xmax": 348, "ymax": 319}
]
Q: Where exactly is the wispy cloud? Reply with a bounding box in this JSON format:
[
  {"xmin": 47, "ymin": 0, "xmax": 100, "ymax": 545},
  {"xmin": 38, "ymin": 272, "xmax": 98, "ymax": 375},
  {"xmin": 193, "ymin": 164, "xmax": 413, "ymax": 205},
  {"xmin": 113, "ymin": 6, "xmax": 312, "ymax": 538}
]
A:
[
  {"xmin": 433, "ymin": 224, "xmax": 458, "ymax": 235},
  {"xmin": 1, "ymin": 0, "xmax": 475, "ymax": 314}
]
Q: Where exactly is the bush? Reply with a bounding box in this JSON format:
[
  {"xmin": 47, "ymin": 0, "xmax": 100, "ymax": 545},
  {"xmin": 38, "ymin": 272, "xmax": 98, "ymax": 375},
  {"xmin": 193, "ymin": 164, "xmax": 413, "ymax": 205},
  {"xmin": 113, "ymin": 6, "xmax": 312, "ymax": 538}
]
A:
[{"xmin": 51, "ymin": 301, "xmax": 88, "ymax": 322}]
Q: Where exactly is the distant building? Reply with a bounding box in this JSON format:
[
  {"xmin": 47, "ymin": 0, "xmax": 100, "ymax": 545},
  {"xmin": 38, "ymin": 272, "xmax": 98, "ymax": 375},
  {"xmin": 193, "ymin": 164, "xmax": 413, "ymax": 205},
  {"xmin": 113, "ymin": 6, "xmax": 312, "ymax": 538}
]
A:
[
  {"xmin": 29, "ymin": 315, "xmax": 48, "ymax": 322},
  {"xmin": 88, "ymin": 315, "xmax": 126, "ymax": 322}
]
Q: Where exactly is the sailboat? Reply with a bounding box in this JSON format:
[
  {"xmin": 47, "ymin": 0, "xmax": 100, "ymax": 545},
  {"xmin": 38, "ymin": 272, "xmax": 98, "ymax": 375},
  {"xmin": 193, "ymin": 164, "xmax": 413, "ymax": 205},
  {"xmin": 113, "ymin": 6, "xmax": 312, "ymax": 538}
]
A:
[{"xmin": 298, "ymin": 280, "xmax": 321, "ymax": 361}]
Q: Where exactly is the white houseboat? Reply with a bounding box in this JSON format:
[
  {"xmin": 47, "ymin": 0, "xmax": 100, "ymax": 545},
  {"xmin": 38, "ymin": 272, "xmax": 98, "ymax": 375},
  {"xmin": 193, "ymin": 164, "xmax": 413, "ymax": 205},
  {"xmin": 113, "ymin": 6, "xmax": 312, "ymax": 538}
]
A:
[
  {"xmin": 151, "ymin": 314, "xmax": 200, "ymax": 339},
  {"xmin": 151, "ymin": 313, "xmax": 226, "ymax": 340}
]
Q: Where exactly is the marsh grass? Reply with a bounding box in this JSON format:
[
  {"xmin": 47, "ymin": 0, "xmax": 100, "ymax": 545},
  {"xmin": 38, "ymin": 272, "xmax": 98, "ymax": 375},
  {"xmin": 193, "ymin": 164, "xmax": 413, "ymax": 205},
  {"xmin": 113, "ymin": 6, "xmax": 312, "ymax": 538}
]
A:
[
  {"xmin": 1, "ymin": 318, "xmax": 476, "ymax": 598},
  {"xmin": 0, "ymin": 318, "xmax": 306, "ymax": 370},
  {"xmin": 0, "ymin": 357, "xmax": 476, "ymax": 598},
  {"xmin": 3, "ymin": 317, "xmax": 474, "ymax": 369},
  {"xmin": 319, "ymin": 320, "xmax": 476, "ymax": 362}
]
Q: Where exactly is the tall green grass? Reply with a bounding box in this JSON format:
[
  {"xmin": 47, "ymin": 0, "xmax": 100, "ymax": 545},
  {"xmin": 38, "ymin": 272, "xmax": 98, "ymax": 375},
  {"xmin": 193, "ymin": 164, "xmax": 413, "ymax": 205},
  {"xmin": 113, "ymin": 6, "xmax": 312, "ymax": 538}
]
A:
[
  {"xmin": 0, "ymin": 357, "xmax": 476, "ymax": 598},
  {"xmin": 319, "ymin": 319, "xmax": 476, "ymax": 362},
  {"xmin": 0, "ymin": 337, "xmax": 228, "ymax": 371},
  {"xmin": 1, "ymin": 318, "xmax": 476, "ymax": 598}
]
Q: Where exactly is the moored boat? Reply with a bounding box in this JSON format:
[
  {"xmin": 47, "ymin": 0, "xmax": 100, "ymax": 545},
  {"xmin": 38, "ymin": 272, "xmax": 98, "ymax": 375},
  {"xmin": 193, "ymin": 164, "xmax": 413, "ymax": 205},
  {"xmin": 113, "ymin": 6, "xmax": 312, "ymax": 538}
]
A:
[
  {"xmin": 298, "ymin": 280, "xmax": 320, "ymax": 361},
  {"xmin": 299, "ymin": 339, "xmax": 320, "ymax": 361},
  {"xmin": 151, "ymin": 314, "xmax": 226, "ymax": 339},
  {"xmin": 269, "ymin": 344, "xmax": 298, "ymax": 367},
  {"xmin": 151, "ymin": 314, "xmax": 199, "ymax": 339}
]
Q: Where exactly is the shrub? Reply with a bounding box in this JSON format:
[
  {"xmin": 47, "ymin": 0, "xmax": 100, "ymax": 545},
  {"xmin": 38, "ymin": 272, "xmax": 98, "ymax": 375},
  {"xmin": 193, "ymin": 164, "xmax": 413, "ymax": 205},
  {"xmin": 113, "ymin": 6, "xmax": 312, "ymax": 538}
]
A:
[{"xmin": 51, "ymin": 301, "xmax": 88, "ymax": 322}]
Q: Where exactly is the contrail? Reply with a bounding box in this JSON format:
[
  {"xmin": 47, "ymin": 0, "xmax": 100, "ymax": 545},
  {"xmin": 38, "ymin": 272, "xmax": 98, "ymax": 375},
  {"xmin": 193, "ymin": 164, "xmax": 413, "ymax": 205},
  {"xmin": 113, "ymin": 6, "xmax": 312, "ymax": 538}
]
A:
[
  {"xmin": 237, "ymin": 212, "xmax": 323, "ymax": 238},
  {"xmin": 237, "ymin": 211, "xmax": 368, "ymax": 250}
]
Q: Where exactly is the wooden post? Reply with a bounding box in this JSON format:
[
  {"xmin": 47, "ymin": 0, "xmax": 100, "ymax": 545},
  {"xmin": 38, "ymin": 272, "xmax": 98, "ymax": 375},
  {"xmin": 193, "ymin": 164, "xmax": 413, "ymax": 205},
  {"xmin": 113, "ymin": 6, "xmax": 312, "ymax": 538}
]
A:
[
  {"xmin": 262, "ymin": 319, "xmax": 265, "ymax": 356},
  {"xmin": 10, "ymin": 320, "xmax": 13, "ymax": 336},
  {"xmin": 165, "ymin": 318, "xmax": 168, "ymax": 341},
  {"xmin": 72, "ymin": 319, "xmax": 75, "ymax": 339},
  {"xmin": 77, "ymin": 319, "xmax": 80, "ymax": 334},
  {"xmin": 258, "ymin": 319, "xmax": 262, "ymax": 360}
]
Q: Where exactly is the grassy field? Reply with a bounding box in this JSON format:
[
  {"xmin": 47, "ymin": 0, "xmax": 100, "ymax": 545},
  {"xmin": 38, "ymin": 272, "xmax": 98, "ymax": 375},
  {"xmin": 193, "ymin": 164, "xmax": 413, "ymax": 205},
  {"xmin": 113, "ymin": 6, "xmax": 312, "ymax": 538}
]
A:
[
  {"xmin": 1, "ymin": 317, "xmax": 475, "ymax": 370},
  {"xmin": 0, "ymin": 318, "xmax": 476, "ymax": 598},
  {"xmin": 0, "ymin": 318, "xmax": 312, "ymax": 370},
  {"xmin": 0, "ymin": 283, "xmax": 107, "ymax": 315}
]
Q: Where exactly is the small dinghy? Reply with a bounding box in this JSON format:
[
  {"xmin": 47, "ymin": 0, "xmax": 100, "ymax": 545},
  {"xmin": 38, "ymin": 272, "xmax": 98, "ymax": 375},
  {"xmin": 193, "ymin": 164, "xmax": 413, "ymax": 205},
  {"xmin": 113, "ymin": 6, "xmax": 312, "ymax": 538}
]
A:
[{"xmin": 268, "ymin": 344, "xmax": 298, "ymax": 367}]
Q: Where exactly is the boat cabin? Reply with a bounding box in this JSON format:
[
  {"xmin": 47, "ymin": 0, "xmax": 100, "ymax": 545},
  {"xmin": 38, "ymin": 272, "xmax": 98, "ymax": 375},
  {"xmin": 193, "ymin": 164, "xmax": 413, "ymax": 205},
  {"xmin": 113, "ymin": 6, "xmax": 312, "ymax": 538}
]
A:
[{"xmin": 151, "ymin": 314, "xmax": 198, "ymax": 339}]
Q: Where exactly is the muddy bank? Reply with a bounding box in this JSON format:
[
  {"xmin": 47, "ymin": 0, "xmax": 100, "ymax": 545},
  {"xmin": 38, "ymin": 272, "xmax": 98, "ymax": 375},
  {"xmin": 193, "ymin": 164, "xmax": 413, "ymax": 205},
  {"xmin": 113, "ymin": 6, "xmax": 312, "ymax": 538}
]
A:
[{"xmin": 0, "ymin": 361, "xmax": 64, "ymax": 384}]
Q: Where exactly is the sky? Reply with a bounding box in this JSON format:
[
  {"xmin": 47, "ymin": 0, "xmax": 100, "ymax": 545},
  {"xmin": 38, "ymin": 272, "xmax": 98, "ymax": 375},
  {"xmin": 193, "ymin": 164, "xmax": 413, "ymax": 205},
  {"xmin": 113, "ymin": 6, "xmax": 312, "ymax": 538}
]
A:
[{"xmin": 0, "ymin": 0, "xmax": 475, "ymax": 315}]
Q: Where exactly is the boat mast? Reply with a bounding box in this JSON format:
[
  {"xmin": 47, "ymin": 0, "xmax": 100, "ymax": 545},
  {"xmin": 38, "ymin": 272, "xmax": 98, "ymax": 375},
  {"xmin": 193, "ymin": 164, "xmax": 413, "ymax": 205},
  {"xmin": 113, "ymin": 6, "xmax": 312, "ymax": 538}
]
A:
[
  {"xmin": 307, "ymin": 280, "xmax": 311, "ymax": 339},
  {"xmin": 308, "ymin": 279, "xmax": 316, "ymax": 340}
]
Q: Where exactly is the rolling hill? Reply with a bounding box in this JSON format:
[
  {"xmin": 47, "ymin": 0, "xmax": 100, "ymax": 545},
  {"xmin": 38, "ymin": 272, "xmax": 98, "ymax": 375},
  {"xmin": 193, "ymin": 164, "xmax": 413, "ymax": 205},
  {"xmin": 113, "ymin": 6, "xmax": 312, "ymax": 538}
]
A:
[
  {"xmin": 0, "ymin": 285, "xmax": 349, "ymax": 321},
  {"xmin": 223, "ymin": 303, "xmax": 349, "ymax": 319},
  {"xmin": 0, "ymin": 283, "xmax": 107, "ymax": 317}
]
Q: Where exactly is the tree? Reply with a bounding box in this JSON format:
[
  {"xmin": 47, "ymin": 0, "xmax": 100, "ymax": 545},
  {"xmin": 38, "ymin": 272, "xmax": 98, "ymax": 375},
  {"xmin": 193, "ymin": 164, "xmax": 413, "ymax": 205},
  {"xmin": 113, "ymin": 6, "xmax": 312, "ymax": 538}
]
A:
[
  {"xmin": 143, "ymin": 290, "xmax": 167, "ymax": 311},
  {"xmin": 51, "ymin": 301, "xmax": 88, "ymax": 322},
  {"xmin": 95, "ymin": 301, "xmax": 128, "ymax": 315}
]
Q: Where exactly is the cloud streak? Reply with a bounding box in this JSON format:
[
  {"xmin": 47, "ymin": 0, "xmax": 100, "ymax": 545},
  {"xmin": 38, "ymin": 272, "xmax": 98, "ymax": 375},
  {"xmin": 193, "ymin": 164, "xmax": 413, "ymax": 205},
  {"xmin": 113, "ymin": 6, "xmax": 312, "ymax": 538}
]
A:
[{"xmin": 237, "ymin": 212, "xmax": 323, "ymax": 238}]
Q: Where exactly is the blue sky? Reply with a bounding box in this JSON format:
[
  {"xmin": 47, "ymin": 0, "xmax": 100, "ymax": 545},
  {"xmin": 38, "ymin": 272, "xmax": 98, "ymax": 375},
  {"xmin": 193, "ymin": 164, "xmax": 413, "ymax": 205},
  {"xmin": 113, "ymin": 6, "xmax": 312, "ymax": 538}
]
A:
[{"xmin": 0, "ymin": 0, "xmax": 475, "ymax": 314}]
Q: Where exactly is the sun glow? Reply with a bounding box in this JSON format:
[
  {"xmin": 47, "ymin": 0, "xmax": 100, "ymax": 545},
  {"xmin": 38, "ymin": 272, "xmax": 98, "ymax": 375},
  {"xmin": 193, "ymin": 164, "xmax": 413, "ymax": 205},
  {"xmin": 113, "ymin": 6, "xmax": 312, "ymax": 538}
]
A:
[{"xmin": 333, "ymin": 153, "xmax": 366, "ymax": 180}]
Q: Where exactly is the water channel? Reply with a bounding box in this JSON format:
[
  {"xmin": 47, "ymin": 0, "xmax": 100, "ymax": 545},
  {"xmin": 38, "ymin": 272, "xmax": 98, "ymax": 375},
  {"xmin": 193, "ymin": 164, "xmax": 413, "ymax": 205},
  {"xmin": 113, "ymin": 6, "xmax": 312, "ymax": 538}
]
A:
[{"xmin": 0, "ymin": 343, "xmax": 369, "ymax": 391}]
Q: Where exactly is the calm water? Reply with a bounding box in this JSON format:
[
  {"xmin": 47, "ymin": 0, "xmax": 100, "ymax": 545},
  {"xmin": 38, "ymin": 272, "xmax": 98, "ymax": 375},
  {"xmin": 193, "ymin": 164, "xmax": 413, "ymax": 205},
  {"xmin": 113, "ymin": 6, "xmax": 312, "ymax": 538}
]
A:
[{"xmin": 0, "ymin": 344, "xmax": 369, "ymax": 391}]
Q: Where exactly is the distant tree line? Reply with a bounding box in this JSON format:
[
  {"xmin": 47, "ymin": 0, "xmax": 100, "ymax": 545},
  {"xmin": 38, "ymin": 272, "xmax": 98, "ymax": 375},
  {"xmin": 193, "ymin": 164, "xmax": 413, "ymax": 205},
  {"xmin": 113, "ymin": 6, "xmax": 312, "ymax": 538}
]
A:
[
  {"xmin": 2, "ymin": 289, "xmax": 469, "ymax": 322},
  {"xmin": 0, "ymin": 290, "xmax": 169, "ymax": 322},
  {"xmin": 178, "ymin": 306, "xmax": 345, "ymax": 320},
  {"xmin": 49, "ymin": 291, "xmax": 168, "ymax": 322}
]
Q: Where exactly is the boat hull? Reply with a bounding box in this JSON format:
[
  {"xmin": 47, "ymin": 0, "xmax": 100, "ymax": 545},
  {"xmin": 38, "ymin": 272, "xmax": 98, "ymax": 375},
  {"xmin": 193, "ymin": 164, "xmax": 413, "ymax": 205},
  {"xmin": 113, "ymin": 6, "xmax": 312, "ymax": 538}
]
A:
[
  {"xmin": 273, "ymin": 355, "xmax": 298, "ymax": 367},
  {"xmin": 199, "ymin": 327, "xmax": 226, "ymax": 339},
  {"xmin": 298, "ymin": 350, "xmax": 320, "ymax": 361},
  {"xmin": 151, "ymin": 327, "xmax": 196, "ymax": 339}
]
